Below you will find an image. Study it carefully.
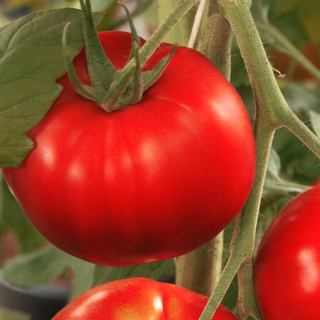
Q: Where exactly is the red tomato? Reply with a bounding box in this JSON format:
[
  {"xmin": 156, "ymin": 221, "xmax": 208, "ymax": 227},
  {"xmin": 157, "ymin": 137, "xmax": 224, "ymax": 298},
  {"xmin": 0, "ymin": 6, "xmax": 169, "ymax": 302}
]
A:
[
  {"xmin": 53, "ymin": 277, "xmax": 238, "ymax": 320},
  {"xmin": 2, "ymin": 31, "xmax": 256, "ymax": 266},
  {"xmin": 254, "ymin": 186, "xmax": 320, "ymax": 319}
]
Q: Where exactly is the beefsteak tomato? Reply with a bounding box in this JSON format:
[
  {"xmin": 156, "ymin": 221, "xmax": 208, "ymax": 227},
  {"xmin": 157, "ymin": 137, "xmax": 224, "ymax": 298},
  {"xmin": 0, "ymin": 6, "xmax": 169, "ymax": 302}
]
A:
[
  {"xmin": 53, "ymin": 277, "xmax": 239, "ymax": 320},
  {"xmin": 2, "ymin": 31, "xmax": 256, "ymax": 266},
  {"xmin": 254, "ymin": 186, "xmax": 320, "ymax": 319}
]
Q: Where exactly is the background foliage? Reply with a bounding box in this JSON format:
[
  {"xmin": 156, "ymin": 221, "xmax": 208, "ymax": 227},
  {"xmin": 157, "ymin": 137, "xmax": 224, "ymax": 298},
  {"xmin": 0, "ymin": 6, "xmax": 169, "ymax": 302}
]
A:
[{"xmin": 0, "ymin": 0, "xmax": 319, "ymax": 319}]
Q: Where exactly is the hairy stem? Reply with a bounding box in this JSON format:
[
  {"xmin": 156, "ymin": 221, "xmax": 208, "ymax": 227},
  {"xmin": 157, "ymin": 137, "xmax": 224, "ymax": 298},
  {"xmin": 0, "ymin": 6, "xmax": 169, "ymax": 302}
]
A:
[
  {"xmin": 120, "ymin": 0, "xmax": 200, "ymax": 77},
  {"xmin": 235, "ymin": 259, "xmax": 263, "ymax": 320},
  {"xmin": 158, "ymin": 0, "xmax": 195, "ymax": 45},
  {"xmin": 217, "ymin": 0, "xmax": 320, "ymax": 161},
  {"xmin": 198, "ymin": 0, "xmax": 320, "ymax": 318},
  {"xmin": 278, "ymin": 106, "xmax": 320, "ymax": 160}
]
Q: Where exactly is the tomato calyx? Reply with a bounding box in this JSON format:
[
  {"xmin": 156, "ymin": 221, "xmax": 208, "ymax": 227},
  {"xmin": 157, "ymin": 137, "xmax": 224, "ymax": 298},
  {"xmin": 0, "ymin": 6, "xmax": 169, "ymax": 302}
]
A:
[{"xmin": 62, "ymin": 0, "xmax": 177, "ymax": 113}]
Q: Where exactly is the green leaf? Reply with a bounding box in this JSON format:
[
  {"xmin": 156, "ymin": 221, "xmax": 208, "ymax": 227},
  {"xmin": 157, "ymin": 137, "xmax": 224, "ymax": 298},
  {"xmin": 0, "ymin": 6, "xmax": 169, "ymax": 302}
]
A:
[
  {"xmin": 2, "ymin": 245, "xmax": 98, "ymax": 301},
  {"xmin": 271, "ymin": 11, "xmax": 308, "ymax": 49},
  {"xmin": 266, "ymin": 148, "xmax": 281, "ymax": 181},
  {"xmin": 3, "ymin": 246, "xmax": 70, "ymax": 287},
  {"xmin": 0, "ymin": 307, "xmax": 31, "ymax": 320},
  {"xmin": 0, "ymin": 172, "xmax": 45, "ymax": 254},
  {"xmin": 2, "ymin": 245, "xmax": 176, "ymax": 302},
  {"xmin": 91, "ymin": 0, "xmax": 117, "ymax": 12},
  {"xmin": 251, "ymin": 0, "xmax": 284, "ymax": 24},
  {"xmin": 93, "ymin": 259, "xmax": 176, "ymax": 287},
  {"xmin": 68, "ymin": 258, "xmax": 96, "ymax": 301},
  {"xmin": 0, "ymin": 8, "xmax": 104, "ymax": 168},
  {"xmin": 272, "ymin": 84, "xmax": 320, "ymax": 183},
  {"xmin": 274, "ymin": 0, "xmax": 320, "ymax": 45},
  {"xmin": 255, "ymin": 202, "xmax": 278, "ymax": 253},
  {"xmin": 309, "ymin": 110, "xmax": 320, "ymax": 138},
  {"xmin": 230, "ymin": 40, "xmax": 250, "ymax": 89},
  {"xmin": 222, "ymin": 274, "xmax": 238, "ymax": 311}
]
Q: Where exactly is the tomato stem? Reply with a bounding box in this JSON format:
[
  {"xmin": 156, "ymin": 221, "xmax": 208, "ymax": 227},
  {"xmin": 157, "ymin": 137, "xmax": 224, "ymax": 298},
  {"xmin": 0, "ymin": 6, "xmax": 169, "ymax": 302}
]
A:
[
  {"xmin": 136, "ymin": 0, "xmax": 200, "ymax": 66},
  {"xmin": 158, "ymin": 0, "xmax": 196, "ymax": 46},
  {"xmin": 217, "ymin": 0, "xmax": 320, "ymax": 158}
]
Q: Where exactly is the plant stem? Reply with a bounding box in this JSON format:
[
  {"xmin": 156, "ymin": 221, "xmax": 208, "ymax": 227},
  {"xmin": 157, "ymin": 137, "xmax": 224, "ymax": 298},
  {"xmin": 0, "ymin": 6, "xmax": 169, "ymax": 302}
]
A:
[
  {"xmin": 278, "ymin": 107, "xmax": 320, "ymax": 160},
  {"xmin": 197, "ymin": 0, "xmax": 320, "ymax": 318},
  {"xmin": 158, "ymin": 0, "xmax": 195, "ymax": 45},
  {"xmin": 141, "ymin": 0, "xmax": 199, "ymax": 63},
  {"xmin": 235, "ymin": 259, "xmax": 263, "ymax": 320},
  {"xmin": 217, "ymin": 0, "xmax": 320, "ymax": 155},
  {"xmin": 120, "ymin": 0, "xmax": 200, "ymax": 77},
  {"xmin": 217, "ymin": 0, "xmax": 283, "ymax": 128}
]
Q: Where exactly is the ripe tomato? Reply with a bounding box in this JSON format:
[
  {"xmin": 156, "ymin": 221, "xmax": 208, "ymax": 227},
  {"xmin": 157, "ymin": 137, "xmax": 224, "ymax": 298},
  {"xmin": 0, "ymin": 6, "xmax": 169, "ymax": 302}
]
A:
[
  {"xmin": 53, "ymin": 277, "xmax": 239, "ymax": 320},
  {"xmin": 254, "ymin": 186, "xmax": 320, "ymax": 319},
  {"xmin": 2, "ymin": 31, "xmax": 256, "ymax": 266}
]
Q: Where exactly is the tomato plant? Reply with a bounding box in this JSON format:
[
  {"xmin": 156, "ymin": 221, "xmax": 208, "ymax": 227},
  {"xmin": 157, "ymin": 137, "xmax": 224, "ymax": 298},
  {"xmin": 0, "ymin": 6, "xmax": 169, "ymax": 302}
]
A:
[
  {"xmin": 2, "ymin": 0, "xmax": 320, "ymax": 319},
  {"xmin": 254, "ymin": 186, "xmax": 320, "ymax": 320},
  {"xmin": 53, "ymin": 277, "xmax": 239, "ymax": 320},
  {"xmin": 1, "ymin": 31, "xmax": 256, "ymax": 267}
]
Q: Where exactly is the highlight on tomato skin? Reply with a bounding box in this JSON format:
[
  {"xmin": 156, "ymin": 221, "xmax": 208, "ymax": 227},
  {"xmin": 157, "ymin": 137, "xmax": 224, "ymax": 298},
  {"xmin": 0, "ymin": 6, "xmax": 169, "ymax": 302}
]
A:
[
  {"xmin": 2, "ymin": 31, "xmax": 256, "ymax": 267},
  {"xmin": 52, "ymin": 277, "xmax": 239, "ymax": 320},
  {"xmin": 254, "ymin": 186, "xmax": 320, "ymax": 320}
]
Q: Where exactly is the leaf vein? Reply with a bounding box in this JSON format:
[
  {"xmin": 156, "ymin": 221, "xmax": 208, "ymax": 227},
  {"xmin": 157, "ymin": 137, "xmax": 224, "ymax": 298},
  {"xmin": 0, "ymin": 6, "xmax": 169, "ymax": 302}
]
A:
[{"xmin": 0, "ymin": 90, "xmax": 57, "ymax": 114}]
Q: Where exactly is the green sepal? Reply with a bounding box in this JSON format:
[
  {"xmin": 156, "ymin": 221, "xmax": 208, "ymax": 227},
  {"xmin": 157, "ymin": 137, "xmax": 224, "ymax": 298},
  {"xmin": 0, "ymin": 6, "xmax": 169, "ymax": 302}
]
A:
[
  {"xmin": 80, "ymin": 0, "xmax": 116, "ymax": 89},
  {"xmin": 64, "ymin": 0, "xmax": 179, "ymax": 112},
  {"xmin": 101, "ymin": 62, "xmax": 136, "ymax": 112},
  {"xmin": 62, "ymin": 23, "xmax": 105, "ymax": 103},
  {"xmin": 119, "ymin": 2, "xmax": 141, "ymax": 62},
  {"xmin": 142, "ymin": 43, "xmax": 178, "ymax": 91},
  {"xmin": 114, "ymin": 3, "xmax": 144, "ymax": 107},
  {"xmin": 117, "ymin": 43, "xmax": 144, "ymax": 107}
]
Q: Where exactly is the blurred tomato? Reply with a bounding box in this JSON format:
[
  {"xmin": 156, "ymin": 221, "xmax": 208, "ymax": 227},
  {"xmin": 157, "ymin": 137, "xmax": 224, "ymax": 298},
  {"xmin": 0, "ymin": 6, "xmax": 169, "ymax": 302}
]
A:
[{"xmin": 53, "ymin": 277, "xmax": 239, "ymax": 320}]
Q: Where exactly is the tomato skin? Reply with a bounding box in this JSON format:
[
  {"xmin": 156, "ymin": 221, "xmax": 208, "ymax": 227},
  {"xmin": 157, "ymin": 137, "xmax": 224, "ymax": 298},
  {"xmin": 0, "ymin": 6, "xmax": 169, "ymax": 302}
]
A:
[
  {"xmin": 53, "ymin": 277, "xmax": 238, "ymax": 320},
  {"xmin": 254, "ymin": 186, "xmax": 320, "ymax": 319},
  {"xmin": 2, "ymin": 31, "xmax": 256, "ymax": 266}
]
